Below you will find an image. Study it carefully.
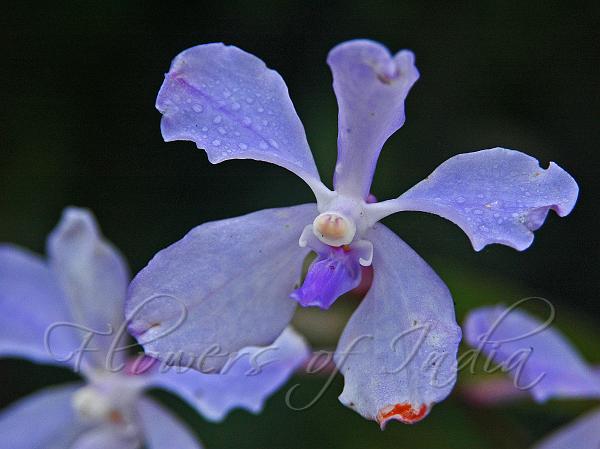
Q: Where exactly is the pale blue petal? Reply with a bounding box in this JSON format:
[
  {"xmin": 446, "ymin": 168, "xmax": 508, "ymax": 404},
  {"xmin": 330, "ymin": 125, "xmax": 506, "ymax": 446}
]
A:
[
  {"xmin": 370, "ymin": 148, "xmax": 578, "ymax": 251},
  {"xmin": 464, "ymin": 305, "xmax": 600, "ymax": 402},
  {"xmin": 0, "ymin": 383, "xmax": 86, "ymax": 449},
  {"xmin": 0, "ymin": 244, "xmax": 79, "ymax": 366},
  {"xmin": 126, "ymin": 205, "xmax": 316, "ymax": 373},
  {"xmin": 328, "ymin": 39, "xmax": 419, "ymax": 200},
  {"xmin": 71, "ymin": 426, "xmax": 140, "ymax": 449},
  {"xmin": 47, "ymin": 207, "xmax": 130, "ymax": 370},
  {"xmin": 533, "ymin": 408, "xmax": 600, "ymax": 449},
  {"xmin": 156, "ymin": 43, "xmax": 328, "ymax": 198},
  {"xmin": 334, "ymin": 224, "xmax": 461, "ymax": 427},
  {"xmin": 137, "ymin": 397, "xmax": 203, "ymax": 449},
  {"xmin": 147, "ymin": 327, "xmax": 309, "ymax": 421}
]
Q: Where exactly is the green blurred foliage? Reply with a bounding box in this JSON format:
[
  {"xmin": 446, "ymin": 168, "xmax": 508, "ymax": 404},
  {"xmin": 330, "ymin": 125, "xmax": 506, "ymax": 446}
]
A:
[{"xmin": 1, "ymin": 1, "xmax": 599, "ymax": 448}]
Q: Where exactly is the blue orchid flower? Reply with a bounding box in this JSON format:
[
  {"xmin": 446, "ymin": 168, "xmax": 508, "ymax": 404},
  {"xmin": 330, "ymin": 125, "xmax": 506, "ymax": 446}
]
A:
[
  {"xmin": 465, "ymin": 305, "xmax": 600, "ymax": 448},
  {"xmin": 0, "ymin": 208, "xmax": 309, "ymax": 448},
  {"xmin": 126, "ymin": 39, "xmax": 578, "ymax": 427}
]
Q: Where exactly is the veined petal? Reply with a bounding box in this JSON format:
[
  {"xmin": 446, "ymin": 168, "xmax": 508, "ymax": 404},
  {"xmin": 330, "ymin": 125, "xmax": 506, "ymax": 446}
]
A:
[
  {"xmin": 532, "ymin": 407, "xmax": 600, "ymax": 449},
  {"xmin": 464, "ymin": 305, "xmax": 600, "ymax": 402},
  {"xmin": 291, "ymin": 247, "xmax": 362, "ymax": 309},
  {"xmin": 137, "ymin": 397, "xmax": 203, "ymax": 449},
  {"xmin": 126, "ymin": 204, "xmax": 316, "ymax": 373},
  {"xmin": 328, "ymin": 39, "xmax": 419, "ymax": 200},
  {"xmin": 156, "ymin": 43, "xmax": 329, "ymax": 200},
  {"xmin": 334, "ymin": 224, "xmax": 461, "ymax": 428},
  {"xmin": 145, "ymin": 327, "xmax": 309, "ymax": 422},
  {"xmin": 47, "ymin": 208, "xmax": 130, "ymax": 370},
  {"xmin": 71, "ymin": 426, "xmax": 141, "ymax": 449},
  {"xmin": 0, "ymin": 244, "xmax": 79, "ymax": 366},
  {"xmin": 0, "ymin": 382, "xmax": 87, "ymax": 449},
  {"xmin": 367, "ymin": 148, "xmax": 578, "ymax": 251}
]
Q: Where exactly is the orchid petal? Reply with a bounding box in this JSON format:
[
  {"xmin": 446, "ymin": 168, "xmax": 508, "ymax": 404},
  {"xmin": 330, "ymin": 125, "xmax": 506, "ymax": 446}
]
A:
[
  {"xmin": 464, "ymin": 305, "xmax": 600, "ymax": 402},
  {"xmin": 156, "ymin": 43, "xmax": 329, "ymax": 200},
  {"xmin": 47, "ymin": 208, "xmax": 130, "ymax": 370},
  {"xmin": 368, "ymin": 148, "xmax": 578, "ymax": 251},
  {"xmin": 137, "ymin": 397, "xmax": 203, "ymax": 449},
  {"xmin": 532, "ymin": 407, "xmax": 600, "ymax": 449},
  {"xmin": 146, "ymin": 327, "xmax": 309, "ymax": 422},
  {"xmin": 0, "ymin": 383, "xmax": 86, "ymax": 449},
  {"xmin": 291, "ymin": 247, "xmax": 361, "ymax": 310},
  {"xmin": 0, "ymin": 244, "xmax": 79, "ymax": 366},
  {"xmin": 328, "ymin": 39, "xmax": 419, "ymax": 200},
  {"xmin": 71, "ymin": 426, "xmax": 140, "ymax": 449},
  {"xmin": 126, "ymin": 204, "xmax": 316, "ymax": 373},
  {"xmin": 334, "ymin": 224, "xmax": 461, "ymax": 427}
]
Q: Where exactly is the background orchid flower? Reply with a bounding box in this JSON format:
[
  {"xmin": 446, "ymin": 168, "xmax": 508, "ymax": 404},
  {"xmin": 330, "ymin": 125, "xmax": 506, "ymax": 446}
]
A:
[
  {"xmin": 126, "ymin": 39, "xmax": 578, "ymax": 427},
  {"xmin": 0, "ymin": 207, "xmax": 309, "ymax": 449},
  {"xmin": 464, "ymin": 305, "xmax": 600, "ymax": 449}
]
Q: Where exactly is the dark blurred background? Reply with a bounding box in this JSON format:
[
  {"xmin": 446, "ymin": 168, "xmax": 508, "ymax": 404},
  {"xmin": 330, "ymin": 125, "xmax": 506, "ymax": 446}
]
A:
[{"xmin": 1, "ymin": 1, "xmax": 598, "ymax": 448}]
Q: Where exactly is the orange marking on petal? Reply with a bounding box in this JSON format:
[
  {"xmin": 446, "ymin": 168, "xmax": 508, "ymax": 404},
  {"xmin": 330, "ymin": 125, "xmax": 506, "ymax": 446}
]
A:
[
  {"xmin": 377, "ymin": 403, "xmax": 428, "ymax": 427},
  {"xmin": 342, "ymin": 244, "xmax": 352, "ymax": 252},
  {"xmin": 109, "ymin": 410, "xmax": 124, "ymax": 424}
]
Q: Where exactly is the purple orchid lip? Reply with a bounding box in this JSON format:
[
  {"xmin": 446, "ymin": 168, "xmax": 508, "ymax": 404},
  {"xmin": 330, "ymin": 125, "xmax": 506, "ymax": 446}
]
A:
[
  {"xmin": 125, "ymin": 38, "xmax": 578, "ymax": 427},
  {"xmin": 291, "ymin": 245, "xmax": 362, "ymax": 310}
]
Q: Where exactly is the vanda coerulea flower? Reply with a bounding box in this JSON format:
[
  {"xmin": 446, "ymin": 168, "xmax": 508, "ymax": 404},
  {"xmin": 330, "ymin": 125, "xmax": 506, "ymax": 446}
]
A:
[
  {"xmin": 125, "ymin": 39, "xmax": 579, "ymax": 427},
  {"xmin": 0, "ymin": 208, "xmax": 308, "ymax": 448},
  {"xmin": 465, "ymin": 304, "xmax": 600, "ymax": 448}
]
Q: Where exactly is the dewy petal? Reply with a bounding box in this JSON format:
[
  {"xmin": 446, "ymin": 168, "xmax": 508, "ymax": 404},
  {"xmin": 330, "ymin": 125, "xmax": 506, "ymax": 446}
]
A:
[
  {"xmin": 464, "ymin": 305, "xmax": 600, "ymax": 402},
  {"xmin": 532, "ymin": 407, "xmax": 600, "ymax": 449},
  {"xmin": 70, "ymin": 426, "xmax": 141, "ymax": 449},
  {"xmin": 0, "ymin": 244, "xmax": 80, "ymax": 366},
  {"xmin": 156, "ymin": 43, "xmax": 330, "ymax": 201},
  {"xmin": 145, "ymin": 327, "xmax": 309, "ymax": 422},
  {"xmin": 367, "ymin": 148, "xmax": 579, "ymax": 251},
  {"xmin": 47, "ymin": 207, "xmax": 130, "ymax": 370},
  {"xmin": 291, "ymin": 246, "xmax": 362, "ymax": 310},
  {"xmin": 126, "ymin": 204, "xmax": 316, "ymax": 373},
  {"xmin": 137, "ymin": 397, "xmax": 203, "ymax": 449},
  {"xmin": 327, "ymin": 39, "xmax": 419, "ymax": 200},
  {"xmin": 334, "ymin": 224, "xmax": 461, "ymax": 428},
  {"xmin": 0, "ymin": 382, "xmax": 87, "ymax": 449}
]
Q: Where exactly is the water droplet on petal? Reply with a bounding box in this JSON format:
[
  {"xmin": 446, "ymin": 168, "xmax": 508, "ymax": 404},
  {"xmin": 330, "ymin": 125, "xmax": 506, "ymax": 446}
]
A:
[
  {"xmin": 231, "ymin": 102, "xmax": 241, "ymax": 110},
  {"xmin": 243, "ymin": 117, "xmax": 252, "ymax": 126},
  {"xmin": 212, "ymin": 139, "xmax": 221, "ymax": 146},
  {"xmin": 239, "ymin": 143, "xmax": 248, "ymax": 150},
  {"xmin": 192, "ymin": 104, "xmax": 203, "ymax": 113},
  {"xmin": 456, "ymin": 196, "xmax": 465, "ymax": 203},
  {"xmin": 268, "ymin": 139, "xmax": 279, "ymax": 148},
  {"xmin": 218, "ymin": 127, "xmax": 226, "ymax": 135},
  {"xmin": 259, "ymin": 141, "xmax": 268, "ymax": 150},
  {"xmin": 201, "ymin": 126, "xmax": 208, "ymax": 132},
  {"xmin": 213, "ymin": 115, "xmax": 222, "ymax": 124}
]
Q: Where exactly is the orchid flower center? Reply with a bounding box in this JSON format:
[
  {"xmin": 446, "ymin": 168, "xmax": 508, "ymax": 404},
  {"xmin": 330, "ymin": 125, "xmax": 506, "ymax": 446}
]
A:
[
  {"xmin": 313, "ymin": 212, "xmax": 356, "ymax": 246},
  {"xmin": 72, "ymin": 386, "xmax": 114, "ymax": 422},
  {"xmin": 71, "ymin": 369, "xmax": 146, "ymax": 426}
]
